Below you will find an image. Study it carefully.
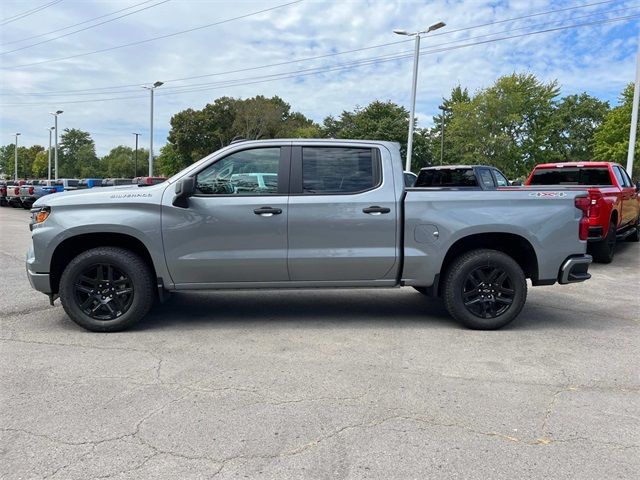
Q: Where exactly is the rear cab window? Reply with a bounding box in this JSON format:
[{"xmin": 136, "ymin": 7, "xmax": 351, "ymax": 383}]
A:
[
  {"xmin": 415, "ymin": 168, "xmax": 478, "ymax": 187},
  {"xmin": 529, "ymin": 167, "xmax": 613, "ymax": 186}
]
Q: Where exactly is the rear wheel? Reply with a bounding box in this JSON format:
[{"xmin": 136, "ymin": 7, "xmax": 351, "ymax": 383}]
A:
[
  {"xmin": 59, "ymin": 247, "xmax": 155, "ymax": 332},
  {"xmin": 590, "ymin": 221, "xmax": 616, "ymax": 263},
  {"xmin": 443, "ymin": 249, "xmax": 527, "ymax": 330}
]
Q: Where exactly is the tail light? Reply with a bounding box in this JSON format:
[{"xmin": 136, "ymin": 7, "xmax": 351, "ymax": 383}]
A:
[
  {"xmin": 13, "ymin": 187, "xmax": 20, "ymax": 195},
  {"xmin": 588, "ymin": 191, "xmax": 602, "ymax": 218},
  {"xmin": 575, "ymin": 195, "xmax": 590, "ymax": 241},
  {"xmin": 28, "ymin": 186, "xmax": 34, "ymax": 195}
]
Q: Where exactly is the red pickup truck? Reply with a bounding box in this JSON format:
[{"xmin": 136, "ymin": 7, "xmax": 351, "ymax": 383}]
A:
[{"xmin": 525, "ymin": 162, "xmax": 640, "ymax": 263}]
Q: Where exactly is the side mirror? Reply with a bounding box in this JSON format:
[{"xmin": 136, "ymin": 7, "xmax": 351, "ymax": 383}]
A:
[{"xmin": 172, "ymin": 177, "xmax": 196, "ymax": 208}]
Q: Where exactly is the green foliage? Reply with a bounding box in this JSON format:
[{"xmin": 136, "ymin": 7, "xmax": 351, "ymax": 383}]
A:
[
  {"xmin": 593, "ymin": 83, "xmax": 640, "ymax": 178},
  {"xmin": 59, "ymin": 128, "xmax": 98, "ymax": 178},
  {"xmin": 32, "ymin": 150, "xmax": 49, "ymax": 178},
  {"xmin": 444, "ymin": 73, "xmax": 561, "ymax": 178},
  {"xmin": 549, "ymin": 93, "xmax": 609, "ymax": 162},
  {"xmin": 163, "ymin": 95, "xmax": 318, "ymax": 176},
  {"xmin": 320, "ymin": 100, "xmax": 433, "ymax": 169},
  {"xmin": 102, "ymin": 145, "xmax": 149, "ymax": 178}
]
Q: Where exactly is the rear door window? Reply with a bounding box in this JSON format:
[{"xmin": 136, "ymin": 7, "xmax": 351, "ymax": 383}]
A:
[
  {"xmin": 301, "ymin": 147, "xmax": 379, "ymax": 194},
  {"xmin": 614, "ymin": 166, "xmax": 631, "ymax": 187}
]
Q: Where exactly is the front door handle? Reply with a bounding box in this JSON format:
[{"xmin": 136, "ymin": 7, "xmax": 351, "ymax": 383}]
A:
[
  {"xmin": 363, "ymin": 206, "xmax": 391, "ymax": 215},
  {"xmin": 254, "ymin": 206, "xmax": 282, "ymax": 217}
]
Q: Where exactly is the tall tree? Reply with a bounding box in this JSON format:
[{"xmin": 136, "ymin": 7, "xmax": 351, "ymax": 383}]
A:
[
  {"xmin": 549, "ymin": 93, "xmax": 609, "ymax": 161},
  {"xmin": 59, "ymin": 128, "xmax": 98, "ymax": 178},
  {"xmin": 445, "ymin": 73, "xmax": 560, "ymax": 177},
  {"xmin": 32, "ymin": 150, "xmax": 49, "ymax": 178},
  {"xmin": 592, "ymin": 83, "xmax": 640, "ymax": 178},
  {"xmin": 102, "ymin": 145, "xmax": 149, "ymax": 178},
  {"xmin": 320, "ymin": 100, "xmax": 433, "ymax": 170},
  {"xmin": 431, "ymin": 85, "xmax": 471, "ymax": 165}
]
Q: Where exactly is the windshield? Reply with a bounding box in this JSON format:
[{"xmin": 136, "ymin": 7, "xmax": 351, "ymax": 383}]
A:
[{"xmin": 529, "ymin": 167, "xmax": 612, "ymax": 186}]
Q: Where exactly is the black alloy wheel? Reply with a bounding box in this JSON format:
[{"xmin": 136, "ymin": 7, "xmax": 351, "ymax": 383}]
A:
[
  {"xmin": 73, "ymin": 263, "xmax": 135, "ymax": 320},
  {"xmin": 462, "ymin": 265, "xmax": 514, "ymax": 319}
]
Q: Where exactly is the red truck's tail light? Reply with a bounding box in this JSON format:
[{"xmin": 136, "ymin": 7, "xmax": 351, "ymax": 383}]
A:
[
  {"xmin": 28, "ymin": 186, "xmax": 34, "ymax": 195},
  {"xmin": 588, "ymin": 191, "xmax": 602, "ymax": 218},
  {"xmin": 575, "ymin": 195, "xmax": 590, "ymax": 241},
  {"xmin": 13, "ymin": 187, "xmax": 20, "ymax": 195}
]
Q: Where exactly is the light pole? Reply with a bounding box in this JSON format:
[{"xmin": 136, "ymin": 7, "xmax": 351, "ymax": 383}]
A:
[
  {"xmin": 439, "ymin": 104, "xmax": 448, "ymax": 165},
  {"xmin": 627, "ymin": 34, "xmax": 639, "ymax": 177},
  {"xmin": 142, "ymin": 81, "xmax": 163, "ymax": 176},
  {"xmin": 394, "ymin": 21, "xmax": 446, "ymax": 172},
  {"xmin": 49, "ymin": 110, "xmax": 63, "ymax": 179},
  {"xmin": 14, "ymin": 133, "xmax": 20, "ymax": 181},
  {"xmin": 47, "ymin": 126, "xmax": 54, "ymax": 180},
  {"xmin": 132, "ymin": 132, "xmax": 140, "ymax": 177}
]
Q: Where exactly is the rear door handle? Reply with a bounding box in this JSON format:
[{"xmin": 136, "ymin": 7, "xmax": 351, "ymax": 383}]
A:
[
  {"xmin": 254, "ymin": 206, "xmax": 282, "ymax": 217},
  {"xmin": 362, "ymin": 206, "xmax": 391, "ymax": 215}
]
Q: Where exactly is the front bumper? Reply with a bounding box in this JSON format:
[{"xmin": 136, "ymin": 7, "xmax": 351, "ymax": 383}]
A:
[
  {"xmin": 26, "ymin": 245, "xmax": 52, "ymax": 293},
  {"xmin": 558, "ymin": 254, "xmax": 592, "ymax": 284}
]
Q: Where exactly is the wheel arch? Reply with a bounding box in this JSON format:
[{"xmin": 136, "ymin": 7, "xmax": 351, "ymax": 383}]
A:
[
  {"xmin": 434, "ymin": 232, "xmax": 539, "ymax": 295},
  {"xmin": 49, "ymin": 232, "xmax": 158, "ymax": 294}
]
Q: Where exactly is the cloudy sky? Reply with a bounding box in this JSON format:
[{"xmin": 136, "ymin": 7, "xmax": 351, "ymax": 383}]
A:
[{"xmin": 0, "ymin": 0, "xmax": 638, "ymax": 156}]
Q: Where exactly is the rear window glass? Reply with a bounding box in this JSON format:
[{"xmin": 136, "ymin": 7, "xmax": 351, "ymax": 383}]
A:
[
  {"xmin": 529, "ymin": 167, "xmax": 612, "ymax": 186},
  {"xmin": 302, "ymin": 147, "xmax": 377, "ymax": 194},
  {"xmin": 415, "ymin": 168, "xmax": 478, "ymax": 187}
]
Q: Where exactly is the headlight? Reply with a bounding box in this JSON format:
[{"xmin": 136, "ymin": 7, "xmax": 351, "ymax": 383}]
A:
[{"xmin": 30, "ymin": 206, "xmax": 51, "ymax": 229}]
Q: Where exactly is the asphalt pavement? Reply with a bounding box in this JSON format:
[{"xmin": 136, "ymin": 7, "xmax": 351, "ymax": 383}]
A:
[{"xmin": 1, "ymin": 205, "xmax": 638, "ymax": 479}]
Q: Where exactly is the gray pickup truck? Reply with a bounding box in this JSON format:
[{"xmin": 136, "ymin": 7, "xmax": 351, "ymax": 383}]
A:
[{"xmin": 26, "ymin": 139, "xmax": 592, "ymax": 332}]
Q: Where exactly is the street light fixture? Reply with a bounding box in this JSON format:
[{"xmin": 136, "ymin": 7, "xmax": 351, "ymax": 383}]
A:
[
  {"xmin": 14, "ymin": 133, "xmax": 20, "ymax": 182},
  {"xmin": 394, "ymin": 21, "xmax": 446, "ymax": 171},
  {"xmin": 46, "ymin": 126, "xmax": 55, "ymax": 180},
  {"xmin": 49, "ymin": 110, "xmax": 63, "ymax": 180},
  {"xmin": 142, "ymin": 81, "xmax": 163, "ymax": 176}
]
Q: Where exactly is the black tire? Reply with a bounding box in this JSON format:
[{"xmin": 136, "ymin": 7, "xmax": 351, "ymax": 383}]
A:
[
  {"xmin": 589, "ymin": 221, "xmax": 616, "ymax": 263},
  {"xmin": 443, "ymin": 249, "xmax": 527, "ymax": 330},
  {"xmin": 59, "ymin": 247, "xmax": 155, "ymax": 332},
  {"xmin": 627, "ymin": 216, "xmax": 639, "ymax": 242}
]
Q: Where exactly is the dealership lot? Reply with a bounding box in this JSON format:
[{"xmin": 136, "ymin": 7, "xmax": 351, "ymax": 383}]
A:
[{"xmin": 1, "ymin": 205, "xmax": 638, "ymax": 479}]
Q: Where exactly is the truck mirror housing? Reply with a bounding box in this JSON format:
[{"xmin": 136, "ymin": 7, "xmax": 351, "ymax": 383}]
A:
[{"xmin": 172, "ymin": 177, "xmax": 196, "ymax": 208}]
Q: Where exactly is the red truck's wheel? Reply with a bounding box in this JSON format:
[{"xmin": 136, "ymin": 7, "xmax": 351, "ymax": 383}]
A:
[
  {"xmin": 628, "ymin": 217, "xmax": 640, "ymax": 242},
  {"xmin": 443, "ymin": 249, "xmax": 527, "ymax": 330},
  {"xmin": 590, "ymin": 222, "xmax": 616, "ymax": 263},
  {"xmin": 59, "ymin": 247, "xmax": 155, "ymax": 332}
]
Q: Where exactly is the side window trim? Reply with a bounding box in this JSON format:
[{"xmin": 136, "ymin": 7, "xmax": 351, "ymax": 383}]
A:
[
  {"xmin": 290, "ymin": 146, "xmax": 382, "ymax": 196},
  {"xmin": 191, "ymin": 146, "xmax": 291, "ymax": 197}
]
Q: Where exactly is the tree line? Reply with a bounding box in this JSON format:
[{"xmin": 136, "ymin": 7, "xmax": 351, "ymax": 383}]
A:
[{"xmin": 1, "ymin": 73, "xmax": 638, "ymax": 180}]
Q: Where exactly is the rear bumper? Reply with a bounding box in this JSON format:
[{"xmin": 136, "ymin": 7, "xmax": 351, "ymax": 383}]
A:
[{"xmin": 558, "ymin": 254, "xmax": 592, "ymax": 284}]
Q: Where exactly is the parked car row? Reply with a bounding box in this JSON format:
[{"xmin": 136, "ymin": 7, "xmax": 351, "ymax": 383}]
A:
[{"xmin": 0, "ymin": 176, "xmax": 167, "ymax": 209}]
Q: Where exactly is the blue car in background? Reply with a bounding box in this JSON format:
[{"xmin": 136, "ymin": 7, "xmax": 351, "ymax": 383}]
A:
[{"xmin": 78, "ymin": 178, "xmax": 103, "ymax": 189}]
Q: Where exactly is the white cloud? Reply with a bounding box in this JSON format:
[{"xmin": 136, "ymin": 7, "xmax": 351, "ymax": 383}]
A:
[{"xmin": 0, "ymin": 0, "xmax": 637, "ymax": 156}]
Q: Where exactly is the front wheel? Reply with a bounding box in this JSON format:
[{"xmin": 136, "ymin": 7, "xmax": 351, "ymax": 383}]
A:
[
  {"xmin": 59, "ymin": 247, "xmax": 155, "ymax": 332},
  {"xmin": 443, "ymin": 249, "xmax": 527, "ymax": 330},
  {"xmin": 627, "ymin": 216, "xmax": 639, "ymax": 242}
]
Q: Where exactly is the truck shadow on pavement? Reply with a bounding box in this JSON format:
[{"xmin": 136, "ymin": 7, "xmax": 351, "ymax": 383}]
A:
[
  {"xmin": 133, "ymin": 289, "xmax": 458, "ymax": 331},
  {"xmin": 128, "ymin": 287, "xmax": 609, "ymax": 332}
]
